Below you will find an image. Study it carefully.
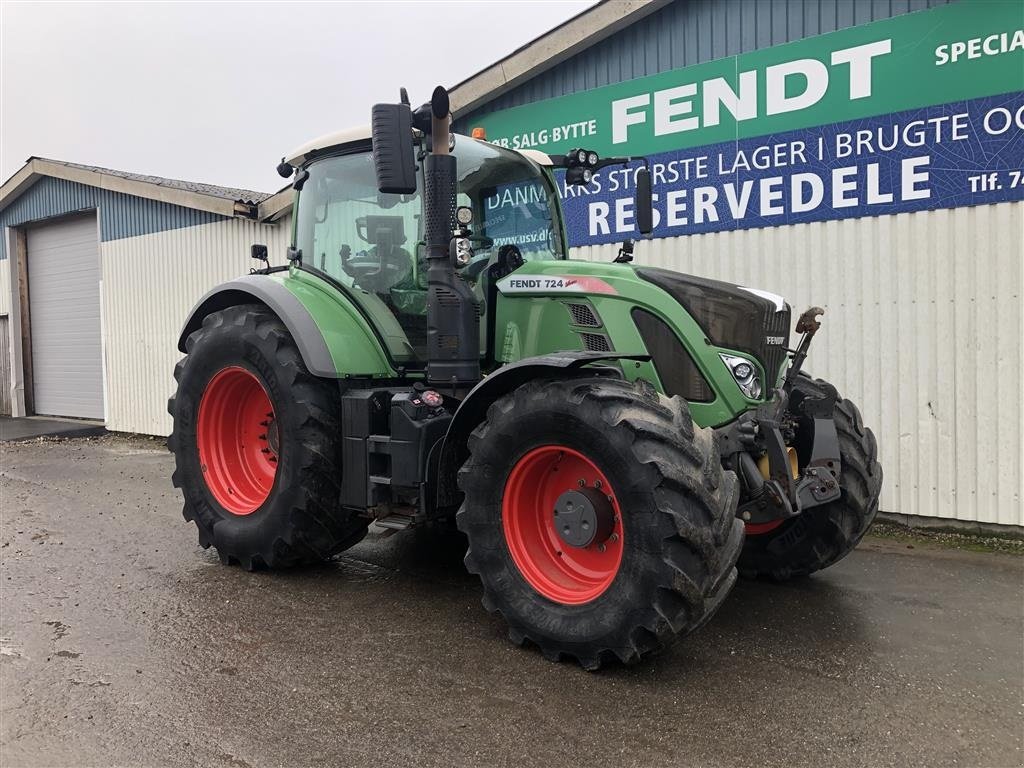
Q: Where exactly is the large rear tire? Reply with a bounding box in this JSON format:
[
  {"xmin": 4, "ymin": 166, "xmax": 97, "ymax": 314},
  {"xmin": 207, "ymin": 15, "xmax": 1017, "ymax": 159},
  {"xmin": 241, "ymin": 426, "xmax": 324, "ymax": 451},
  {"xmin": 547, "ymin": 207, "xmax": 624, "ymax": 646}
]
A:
[
  {"xmin": 739, "ymin": 374, "xmax": 882, "ymax": 580},
  {"xmin": 168, "ymin": 304, "xmax": 367, "ymax": 569},
  {"xmin": 457, "ymin": 377, "xmax": 743, "ymax": 669}
]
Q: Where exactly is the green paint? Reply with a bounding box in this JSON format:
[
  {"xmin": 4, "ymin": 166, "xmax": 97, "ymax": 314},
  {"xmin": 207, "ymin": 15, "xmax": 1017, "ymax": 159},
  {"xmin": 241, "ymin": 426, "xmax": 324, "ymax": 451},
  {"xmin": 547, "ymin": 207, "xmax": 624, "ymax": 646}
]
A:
[
  {"xmin": 279, "ymin": 268, "xmax": 397, "ymax": 378},
  {"xmin": 493, "ymin": 259, "xmax": 762, "ymax": 427},
  {"xmin": 472, "ymin": 2, "xmax": 1024, "ymax": 158}
]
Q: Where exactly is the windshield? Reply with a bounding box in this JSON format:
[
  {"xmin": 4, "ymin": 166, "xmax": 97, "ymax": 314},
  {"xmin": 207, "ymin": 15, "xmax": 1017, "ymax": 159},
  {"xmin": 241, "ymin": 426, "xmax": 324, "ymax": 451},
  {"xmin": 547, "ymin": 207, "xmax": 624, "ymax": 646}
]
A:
[{"xmin": 294, "ymin": 137, "xmax": 564, "ymax": 361}]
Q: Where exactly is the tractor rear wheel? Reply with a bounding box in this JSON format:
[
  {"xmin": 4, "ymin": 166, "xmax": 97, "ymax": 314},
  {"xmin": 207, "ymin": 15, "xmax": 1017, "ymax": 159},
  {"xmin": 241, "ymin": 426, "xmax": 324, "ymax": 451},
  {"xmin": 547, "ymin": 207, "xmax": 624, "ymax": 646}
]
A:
[
  {"xmin": 739, "ymin": 374, "xmax": 882, "ymax": 580},
  {"xmin": 168, "ymin": 304, "xmax": 367, "ymax": 569},
  {"xmin": 457, "ymin": 377, "xmax": 743, "ymax": 669}
]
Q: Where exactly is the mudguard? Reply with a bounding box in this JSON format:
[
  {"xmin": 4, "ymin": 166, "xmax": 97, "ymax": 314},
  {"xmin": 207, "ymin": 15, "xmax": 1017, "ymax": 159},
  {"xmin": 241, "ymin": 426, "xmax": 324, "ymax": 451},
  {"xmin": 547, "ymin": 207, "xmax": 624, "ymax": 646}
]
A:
[
  {"xmin": 434, "ymin": 351, "xmax": 648, "ymax": 508},
  {"xmin": 177, "ymin": 275, "xmax": 338, "ymax": 377}
]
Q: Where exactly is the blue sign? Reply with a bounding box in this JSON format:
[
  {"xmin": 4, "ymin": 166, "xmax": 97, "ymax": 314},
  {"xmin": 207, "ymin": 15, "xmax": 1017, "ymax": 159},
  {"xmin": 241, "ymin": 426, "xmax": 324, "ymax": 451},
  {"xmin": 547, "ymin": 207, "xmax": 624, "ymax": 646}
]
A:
[{"xmin": 558, "ymin": 92, "xmax": 1024, "ymax": 247}]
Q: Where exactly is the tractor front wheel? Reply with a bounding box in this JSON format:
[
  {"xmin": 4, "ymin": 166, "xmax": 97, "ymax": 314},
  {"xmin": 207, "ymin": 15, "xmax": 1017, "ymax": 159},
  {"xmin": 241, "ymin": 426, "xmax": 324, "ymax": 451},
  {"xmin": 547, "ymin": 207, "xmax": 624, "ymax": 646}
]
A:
[
  {"xmin": 168, "ymin": 304, "xmax": 367, "ymax": 569},
  {"xmin": 457, "ymin": 377, "xmax": 743, "ymax": 669}
]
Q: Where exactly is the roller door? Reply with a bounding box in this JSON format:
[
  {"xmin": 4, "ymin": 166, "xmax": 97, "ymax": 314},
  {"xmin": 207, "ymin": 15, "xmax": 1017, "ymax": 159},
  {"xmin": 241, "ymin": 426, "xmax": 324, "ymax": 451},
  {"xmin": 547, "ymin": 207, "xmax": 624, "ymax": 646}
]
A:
[{"xmin": 27, "ymin": 215, "xmax": 104, "ymax": 419}]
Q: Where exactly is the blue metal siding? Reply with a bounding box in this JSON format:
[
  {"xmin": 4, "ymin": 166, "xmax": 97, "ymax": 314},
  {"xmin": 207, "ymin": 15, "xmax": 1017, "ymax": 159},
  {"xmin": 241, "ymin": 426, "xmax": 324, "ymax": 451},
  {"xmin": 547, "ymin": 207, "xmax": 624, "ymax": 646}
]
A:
[
  {"xmin": 457, "ymin": 0, "xmax": 953, "ymax": 127},
  {"xmin": 0, "ymin": 176, "xmax": 226, "ymax": 260}
]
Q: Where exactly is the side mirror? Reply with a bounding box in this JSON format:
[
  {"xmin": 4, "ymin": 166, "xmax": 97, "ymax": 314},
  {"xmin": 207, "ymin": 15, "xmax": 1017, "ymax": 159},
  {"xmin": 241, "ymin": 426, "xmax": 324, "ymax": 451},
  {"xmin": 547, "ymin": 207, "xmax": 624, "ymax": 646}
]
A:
[
  {"xmin": 635, "ymin": 166, "xmax": 653, "ymax": 236},
  {"xmin": 250, "ymin": 244, "xmax": 268, "ymax": 262},
  {"xmin": 371, "ymin": 102, "xmax": 417, "ymax": 194}
]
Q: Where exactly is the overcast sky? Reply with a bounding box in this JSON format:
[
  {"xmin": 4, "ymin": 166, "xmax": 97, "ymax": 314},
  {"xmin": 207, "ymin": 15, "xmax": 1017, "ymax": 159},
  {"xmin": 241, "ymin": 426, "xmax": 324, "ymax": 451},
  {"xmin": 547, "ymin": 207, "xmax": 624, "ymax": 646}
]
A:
[{"xmin": 1, "ymin": 1, "xmax": 594, "ymax": 193}]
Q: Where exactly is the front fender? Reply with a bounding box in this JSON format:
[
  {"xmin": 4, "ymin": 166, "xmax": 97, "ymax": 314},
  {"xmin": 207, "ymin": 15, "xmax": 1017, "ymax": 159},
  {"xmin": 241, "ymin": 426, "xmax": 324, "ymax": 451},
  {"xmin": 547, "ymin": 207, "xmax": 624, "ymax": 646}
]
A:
[{"xmin": 434, "ymin": 351, "xmax": 645, "ymax": 508}]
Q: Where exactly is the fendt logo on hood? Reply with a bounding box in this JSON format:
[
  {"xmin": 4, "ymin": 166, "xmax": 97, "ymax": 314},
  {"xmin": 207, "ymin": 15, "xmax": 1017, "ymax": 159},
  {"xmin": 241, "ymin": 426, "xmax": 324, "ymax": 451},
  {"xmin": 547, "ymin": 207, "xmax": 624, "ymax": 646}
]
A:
[{"xmin": 497, "ymin": 275, "xmax": 618, "ymax": 295}]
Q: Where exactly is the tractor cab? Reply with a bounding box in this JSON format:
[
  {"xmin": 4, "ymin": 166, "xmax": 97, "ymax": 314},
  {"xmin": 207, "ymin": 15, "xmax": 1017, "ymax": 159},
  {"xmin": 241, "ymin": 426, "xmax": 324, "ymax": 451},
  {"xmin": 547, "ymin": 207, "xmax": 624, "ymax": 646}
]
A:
[{"xmin": 288, "ymin": 131, "xmax": 566, "ymax": 362}]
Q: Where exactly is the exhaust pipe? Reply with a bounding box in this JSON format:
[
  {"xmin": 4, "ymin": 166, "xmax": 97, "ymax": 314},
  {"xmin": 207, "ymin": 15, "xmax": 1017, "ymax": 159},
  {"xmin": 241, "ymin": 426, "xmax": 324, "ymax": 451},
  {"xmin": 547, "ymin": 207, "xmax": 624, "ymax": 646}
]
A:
[{"xmin": 421, "ymin": 87, "xmax": 480, "ymax": 390}]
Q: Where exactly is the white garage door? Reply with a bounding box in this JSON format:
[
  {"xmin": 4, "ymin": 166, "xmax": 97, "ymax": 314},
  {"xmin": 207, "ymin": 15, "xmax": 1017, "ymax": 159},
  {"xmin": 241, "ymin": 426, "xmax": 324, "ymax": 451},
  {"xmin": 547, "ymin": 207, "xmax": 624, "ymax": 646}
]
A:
[{"xmin": 27, "ymin": 215, "xmax": 104, "ymax": 419}]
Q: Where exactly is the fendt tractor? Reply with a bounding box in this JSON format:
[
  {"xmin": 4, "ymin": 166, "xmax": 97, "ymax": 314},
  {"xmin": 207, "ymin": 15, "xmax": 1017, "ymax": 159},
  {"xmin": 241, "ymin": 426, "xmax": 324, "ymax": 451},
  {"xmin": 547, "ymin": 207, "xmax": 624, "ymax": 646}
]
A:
[{"xmin": 169, "ymin": 86, "xmax": 882, "ymax": 669}]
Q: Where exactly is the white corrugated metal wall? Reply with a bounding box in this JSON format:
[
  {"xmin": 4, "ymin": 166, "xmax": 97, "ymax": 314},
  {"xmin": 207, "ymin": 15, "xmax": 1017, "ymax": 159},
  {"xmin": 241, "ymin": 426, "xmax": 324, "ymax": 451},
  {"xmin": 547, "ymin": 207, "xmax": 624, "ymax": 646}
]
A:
[
  {"xmin": 0, "ymin": 263, "xmax": 10, "ymax": 316},
  {"xmin": 100, "ymin": 215, "xmax": 291, "ymax": 436},
  {"xmin": 0, "ymin": 258, "xmax": 12, "ymax": 414},
  {"xmin": 572, "ymin": 202, "xmax": 1024, "ymax": 528},
  {"xmin": 15, "ymin": 199, "xmax": 1021, "ymax": 526}
]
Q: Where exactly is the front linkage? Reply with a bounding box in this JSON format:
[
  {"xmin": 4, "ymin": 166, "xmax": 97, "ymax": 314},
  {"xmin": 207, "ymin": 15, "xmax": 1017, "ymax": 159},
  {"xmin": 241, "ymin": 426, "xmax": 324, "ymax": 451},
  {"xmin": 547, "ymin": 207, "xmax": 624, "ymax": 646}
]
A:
[{"xmin": 717, "ymin": 306, "xmax": 842, "ymax": 528}]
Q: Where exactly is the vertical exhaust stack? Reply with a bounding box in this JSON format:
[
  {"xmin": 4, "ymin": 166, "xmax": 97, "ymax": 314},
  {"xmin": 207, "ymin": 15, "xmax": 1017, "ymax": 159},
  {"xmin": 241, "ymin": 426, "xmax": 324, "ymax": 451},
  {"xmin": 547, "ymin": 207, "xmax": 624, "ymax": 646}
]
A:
[
  {"xmin": 371, "ymin": 86, "xmax": 480, "ymax": 390},
  {"xmin": 422, "ymin": 87, "xmax": 480, "ymax": 389}
]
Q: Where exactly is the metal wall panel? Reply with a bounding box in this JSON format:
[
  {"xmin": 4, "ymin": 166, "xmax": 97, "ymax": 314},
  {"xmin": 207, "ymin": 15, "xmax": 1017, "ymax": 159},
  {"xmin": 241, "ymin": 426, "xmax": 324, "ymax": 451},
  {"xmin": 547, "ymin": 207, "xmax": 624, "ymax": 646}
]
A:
[
  {"xmin": 570, "ymin": 201, "xmax": 1023, "ymax": 527},
  {"xmin": 100, "ymin": 215, "xmax": 291, "ymax": 436},
  {"xmin": 0, "ymin": 176, "xmax": 225, "ymax": 261},
  {"xmin": 0, "ymin": 258, "xmax": 9, "ymax": 413},
  {"xmin": 0, "ymin": 316, "xmax": 10, "ymax": 416},
  {"xmin": 457, "ymin": 0, "xmax": 952, "ymax": 127},
  {"xmin": 0, "ymin": 259, "xmax": 10, "ymax": 316}
]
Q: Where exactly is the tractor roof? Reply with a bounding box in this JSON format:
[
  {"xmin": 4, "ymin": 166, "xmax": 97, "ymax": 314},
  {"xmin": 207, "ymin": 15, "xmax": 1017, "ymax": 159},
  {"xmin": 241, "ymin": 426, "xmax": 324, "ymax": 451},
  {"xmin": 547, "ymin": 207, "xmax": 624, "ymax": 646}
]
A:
[
  {"xmin": 283, "ymin": 127, "xmax": 554, "ymax": 170},
  {"xmin": 284, "ymin": 126, "xmax": 371, "ymax": 166}
]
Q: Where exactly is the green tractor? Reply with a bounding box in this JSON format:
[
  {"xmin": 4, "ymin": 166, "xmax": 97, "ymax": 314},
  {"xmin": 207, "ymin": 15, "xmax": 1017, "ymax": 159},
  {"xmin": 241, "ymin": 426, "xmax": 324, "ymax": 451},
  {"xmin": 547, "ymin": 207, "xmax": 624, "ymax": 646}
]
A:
[{"xmin": 169, "ymin": 87, "xmax": 881, "ymax": 669}]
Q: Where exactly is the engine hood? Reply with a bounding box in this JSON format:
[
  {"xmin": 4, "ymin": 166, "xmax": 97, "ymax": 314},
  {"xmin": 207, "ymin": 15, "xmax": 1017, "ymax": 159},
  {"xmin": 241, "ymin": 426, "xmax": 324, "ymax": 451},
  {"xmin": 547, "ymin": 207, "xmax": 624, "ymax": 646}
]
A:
[{"xmin": 635, "ymin": 267, "xmax": 792, "ymax": 385}]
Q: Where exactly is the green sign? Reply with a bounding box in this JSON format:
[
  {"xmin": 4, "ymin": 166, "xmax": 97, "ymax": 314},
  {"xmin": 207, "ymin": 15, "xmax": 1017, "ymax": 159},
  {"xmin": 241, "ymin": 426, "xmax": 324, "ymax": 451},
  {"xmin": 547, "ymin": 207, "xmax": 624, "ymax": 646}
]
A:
[{"xmin": 471, "ymin": 1, "xmax": 1024, "ymax": 157}]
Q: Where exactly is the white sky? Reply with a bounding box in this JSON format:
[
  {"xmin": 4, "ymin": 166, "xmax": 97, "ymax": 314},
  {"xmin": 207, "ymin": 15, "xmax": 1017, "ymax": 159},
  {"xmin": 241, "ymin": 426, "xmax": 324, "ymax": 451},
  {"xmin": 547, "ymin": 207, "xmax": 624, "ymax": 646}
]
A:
[{"xmin": 1, "ymin": 0, "xmax": 595, "ymax": 194}]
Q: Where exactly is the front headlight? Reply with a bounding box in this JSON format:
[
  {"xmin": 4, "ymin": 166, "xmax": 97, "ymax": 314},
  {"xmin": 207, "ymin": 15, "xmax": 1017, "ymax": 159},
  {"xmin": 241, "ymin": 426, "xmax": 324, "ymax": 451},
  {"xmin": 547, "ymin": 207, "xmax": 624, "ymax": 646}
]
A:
[{"xmin": 720, "ymin": 353, "xmax": 762, "ymax": 399}]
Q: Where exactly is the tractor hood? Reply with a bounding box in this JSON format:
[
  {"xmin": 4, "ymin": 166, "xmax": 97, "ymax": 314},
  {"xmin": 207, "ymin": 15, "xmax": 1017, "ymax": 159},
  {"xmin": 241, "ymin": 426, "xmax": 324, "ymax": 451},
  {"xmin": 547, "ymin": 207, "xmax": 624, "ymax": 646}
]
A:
[{"xmin": 634, "ymin": 267, "xmax": 792, "ymax": 385}]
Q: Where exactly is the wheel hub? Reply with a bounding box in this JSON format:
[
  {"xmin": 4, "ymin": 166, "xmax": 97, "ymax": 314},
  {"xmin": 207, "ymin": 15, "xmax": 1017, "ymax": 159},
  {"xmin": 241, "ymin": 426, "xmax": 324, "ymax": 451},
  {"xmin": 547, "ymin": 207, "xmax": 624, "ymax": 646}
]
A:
[
  {"xmin": 264, "ymin": 417, "xmax": 280, "ymax": 457},
  {"xmin": 502, "ymin": 445, "xmax": 624, "ymax": 605},
  {"xmin": 553, "ymin": 488, "xmax": 614, "ymax": 548}
]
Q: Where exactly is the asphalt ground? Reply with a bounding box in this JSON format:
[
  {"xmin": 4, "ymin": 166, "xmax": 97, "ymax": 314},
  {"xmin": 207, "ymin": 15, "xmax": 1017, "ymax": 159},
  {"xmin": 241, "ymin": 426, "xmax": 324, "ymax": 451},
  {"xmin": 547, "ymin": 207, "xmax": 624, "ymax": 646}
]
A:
[
  {"xmin": 1, "ymin": 435, "xmax": 1021, "ymax": 768},
  {"xmin": 0, "ymin": 417, "xmax": 106, "ymax": 443}
]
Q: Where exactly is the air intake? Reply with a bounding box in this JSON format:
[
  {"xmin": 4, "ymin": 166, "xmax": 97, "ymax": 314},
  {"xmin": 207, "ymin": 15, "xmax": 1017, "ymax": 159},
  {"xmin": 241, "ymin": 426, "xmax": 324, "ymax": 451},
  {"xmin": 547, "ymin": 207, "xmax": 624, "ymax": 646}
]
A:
[
  {"xmin": 579, "ymin": 332, "xmax": 612, "ymax": 352},
  {"xmin": 566, "ymin": 302, "xmax": 601, "ymax": 328}
]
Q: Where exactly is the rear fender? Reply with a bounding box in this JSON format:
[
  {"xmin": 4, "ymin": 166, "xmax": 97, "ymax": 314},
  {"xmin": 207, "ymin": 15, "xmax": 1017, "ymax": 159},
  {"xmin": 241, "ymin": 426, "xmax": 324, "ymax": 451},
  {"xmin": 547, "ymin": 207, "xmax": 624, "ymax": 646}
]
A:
[
  {"xmin": 434, "ymin": 352, "xmax": 645, "ymax": 508},
  {"xmin": 178, "ymin": 275, "xmax": 390, "ymax": 379}
]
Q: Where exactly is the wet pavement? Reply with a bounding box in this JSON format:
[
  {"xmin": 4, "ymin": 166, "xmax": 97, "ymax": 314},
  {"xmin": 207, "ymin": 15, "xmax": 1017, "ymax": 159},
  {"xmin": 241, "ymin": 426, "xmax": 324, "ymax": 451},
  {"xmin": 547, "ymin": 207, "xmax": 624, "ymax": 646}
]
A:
[
  {"xmin": 0, "ymin": 417, "xmax": 106, "ymax": 443},
  {"xmin": 1, "ymin": 436, "xmax": 1021, "ymax": 768}
]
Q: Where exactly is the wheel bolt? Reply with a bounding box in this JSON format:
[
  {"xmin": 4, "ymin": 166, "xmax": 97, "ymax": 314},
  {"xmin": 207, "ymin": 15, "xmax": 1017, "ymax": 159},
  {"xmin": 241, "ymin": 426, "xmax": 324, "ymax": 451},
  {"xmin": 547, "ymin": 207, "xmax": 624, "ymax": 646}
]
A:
[
  {"xmin": 594, "ymin": 479, "xmax": 603, "ymax": 489},
  {"xmin": 609, "ymin": 533, "xmax": 619, "ymax": 543},
  {"xmin": 578, "ymin": 479, "xmax": 586, "ymax": 487}
]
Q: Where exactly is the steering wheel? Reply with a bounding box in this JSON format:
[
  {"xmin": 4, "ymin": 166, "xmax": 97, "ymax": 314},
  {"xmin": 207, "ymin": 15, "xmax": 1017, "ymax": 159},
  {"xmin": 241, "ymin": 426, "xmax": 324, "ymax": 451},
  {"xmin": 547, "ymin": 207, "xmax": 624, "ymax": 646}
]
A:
[{"xmin": 343, "ymin": 246, "xmax": 412, "ymax": 293}]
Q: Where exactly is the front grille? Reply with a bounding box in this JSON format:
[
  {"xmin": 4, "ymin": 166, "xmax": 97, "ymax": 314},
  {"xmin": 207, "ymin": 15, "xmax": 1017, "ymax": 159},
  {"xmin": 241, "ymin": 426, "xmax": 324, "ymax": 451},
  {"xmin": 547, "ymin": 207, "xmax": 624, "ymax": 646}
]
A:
[
  {"xmin": 632, "ymin": 309, "xmax": 714, "ymax": 402},
  {"xmin": 761, "ymin": 309, "xmax": 790, "ymax": 385},
  {"xmin": 566, "ymin": 302, "xmax": 601, "ymax": 327},
  {"xmin": 580, "ymin": 332, "xmax": 612, "ymax": 352}
]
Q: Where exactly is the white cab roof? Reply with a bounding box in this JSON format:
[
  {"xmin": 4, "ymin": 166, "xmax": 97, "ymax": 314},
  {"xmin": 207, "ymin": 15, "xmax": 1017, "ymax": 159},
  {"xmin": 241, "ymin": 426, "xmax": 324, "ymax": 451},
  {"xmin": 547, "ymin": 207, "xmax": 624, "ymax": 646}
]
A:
[
  {"xmin": 283, "ymin": 126, "xmax": 371, "ymax": 166},
  {"xmin": 283, "ymin": 128, "xmax": 554, "ymax": 169}
]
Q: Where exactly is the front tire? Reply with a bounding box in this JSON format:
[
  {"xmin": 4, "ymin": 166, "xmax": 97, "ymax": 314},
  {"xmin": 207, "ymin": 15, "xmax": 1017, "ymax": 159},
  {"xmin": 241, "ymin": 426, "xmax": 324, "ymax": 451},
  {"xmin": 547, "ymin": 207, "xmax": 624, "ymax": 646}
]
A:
[
  {"xmin": 168, "ymin": 304, "xmax": 367, "ymax": 569},
  {"xmin": 739, "ymin": 374, "xmax": 882, "ymax": 580},
  {"xmin": 457, "ymin": 377, "xmax": 743, "ymax": 669}
]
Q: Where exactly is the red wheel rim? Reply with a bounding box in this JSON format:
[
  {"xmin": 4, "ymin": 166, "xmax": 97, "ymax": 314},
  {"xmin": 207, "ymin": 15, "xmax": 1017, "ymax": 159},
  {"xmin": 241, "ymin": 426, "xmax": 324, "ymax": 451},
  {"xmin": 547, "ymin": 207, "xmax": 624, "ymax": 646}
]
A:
[
  {"xmin": 197, "ymin": 366, "xmax": 278, "ymax": 515},
  {"xmin": 502, "ymin": 445, "xmax": 624, "ymax": 605},
  {"xmin": 745, "ymin": 520, "xmax": 784, "ymax": 535}
]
